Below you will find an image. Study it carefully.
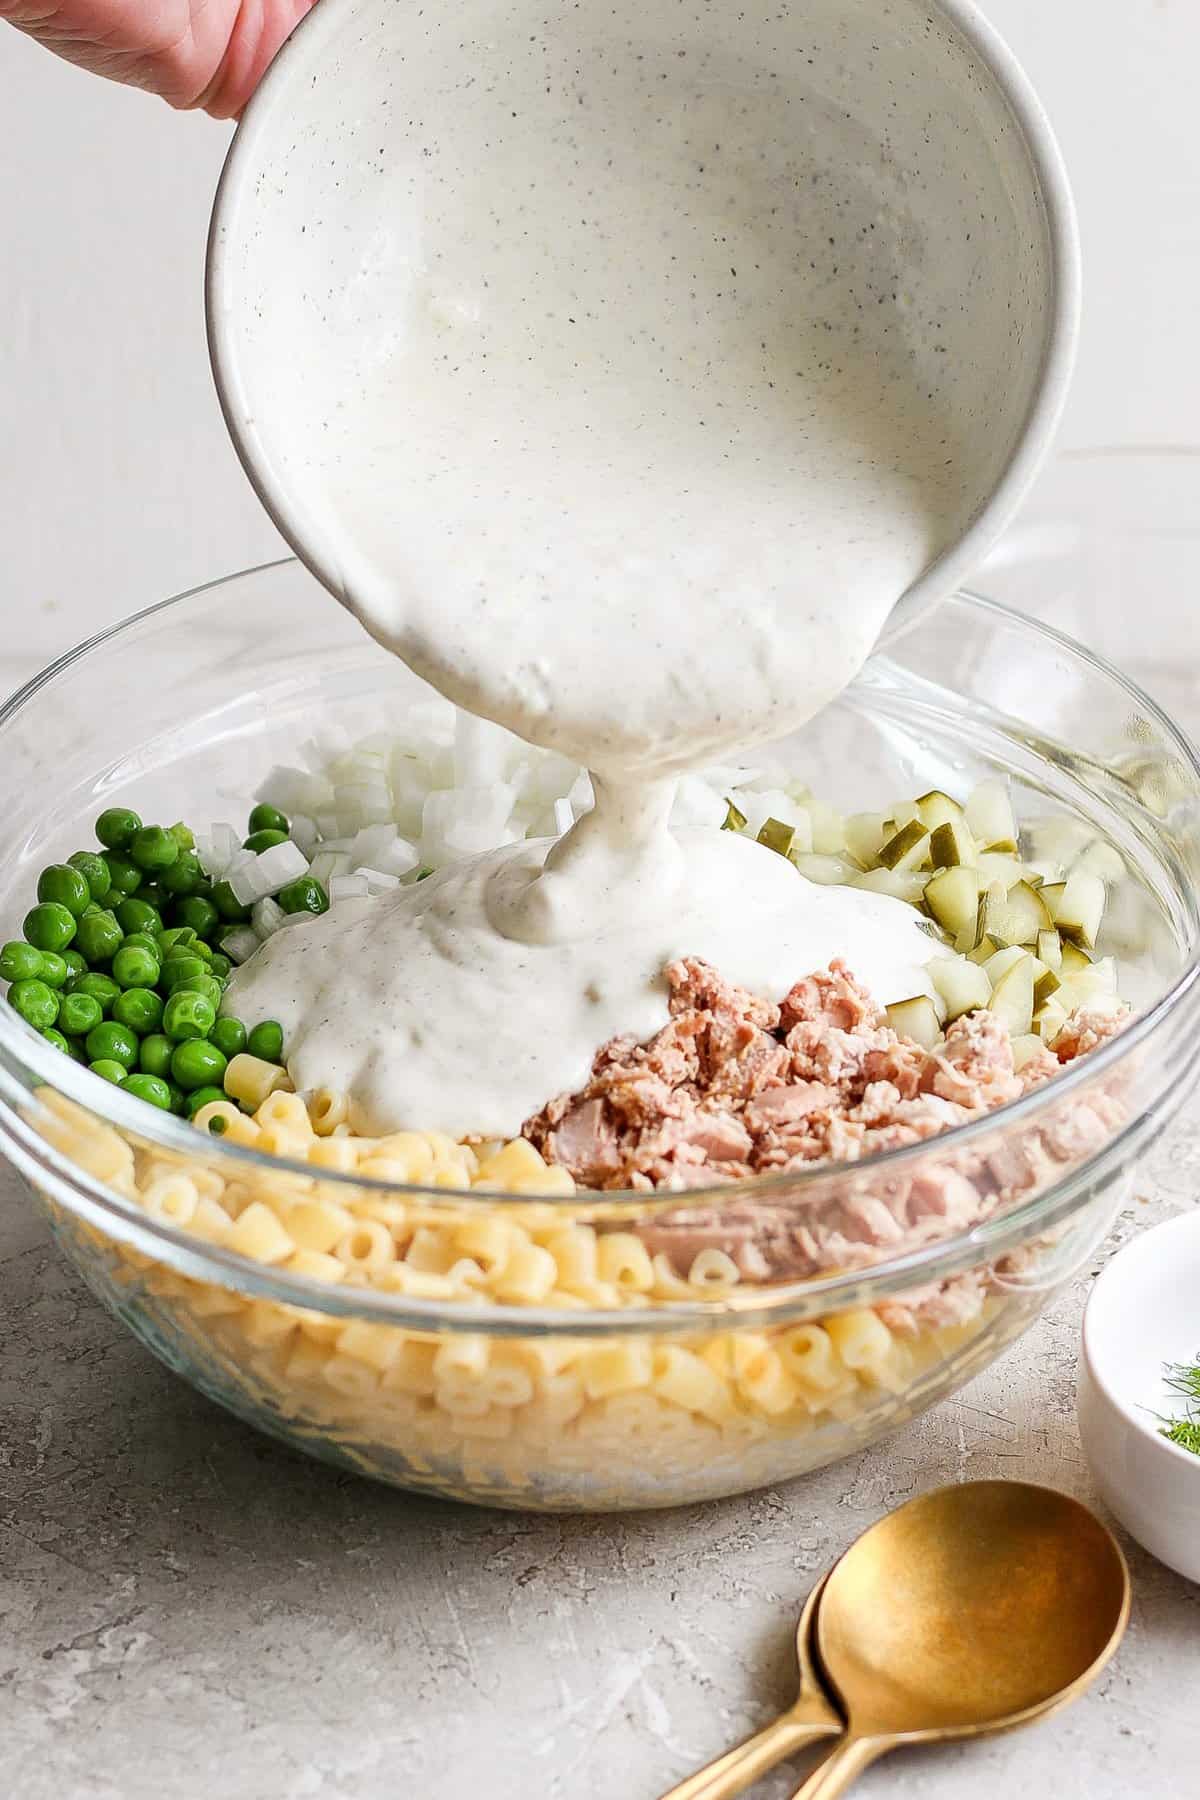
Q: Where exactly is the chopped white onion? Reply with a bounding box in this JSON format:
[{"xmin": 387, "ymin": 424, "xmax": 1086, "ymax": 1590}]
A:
[
  {"xmin": 289, "ymin": 813, "xmax": 320, "ymax": 859},
  {"xmin": 355, "ymin": 866, "xmax": 403, "ymax": 895},
  {"xmin": 251, "ymin": 897, "xmax": 286, "ymax": 940},
  {"xmin": 329, "ymin": 873, "xmax": 370, "ymax": 902},
  {"xmin": 220, "ymin": 925, "xmax": 261, "ymax": 965},
  {"xmin": 252, "ymin": 841, "xmax": 309, "ymax": 894}
]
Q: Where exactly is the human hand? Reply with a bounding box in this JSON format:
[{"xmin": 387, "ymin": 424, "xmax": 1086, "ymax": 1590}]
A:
[{"xmin": 1, "ymin": 0, "xmax": 317, "ymax": 117}]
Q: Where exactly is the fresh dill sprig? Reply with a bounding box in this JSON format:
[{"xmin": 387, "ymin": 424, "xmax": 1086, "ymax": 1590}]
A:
[
  {"xmin": 1157, "ymin": 1355, "xmax": 1200, "ymax": 1457},
  {"xmin": 1160, "ymin": 1416, "xmax": 1200, "ymax": 1456}
]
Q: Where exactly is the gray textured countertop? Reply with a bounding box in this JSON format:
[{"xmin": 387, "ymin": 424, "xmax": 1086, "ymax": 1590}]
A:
[{"xmin": 2, "ymin": 663, "xmax": 1199, "ymax": 1800}]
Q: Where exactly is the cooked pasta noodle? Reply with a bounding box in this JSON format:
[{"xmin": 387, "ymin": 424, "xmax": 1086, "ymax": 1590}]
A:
[{"xmin": 27, "ymin": 1084, "xmax": 1022, "ymax": 1509}]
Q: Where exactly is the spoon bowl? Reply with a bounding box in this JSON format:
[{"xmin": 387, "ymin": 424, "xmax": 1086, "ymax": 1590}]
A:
[
  {"xmin": 792, "ymin": 1480, "xmax": 1130, "ymax": 1799},
  {"xmin": 818, "ymin": 1480, "xmax": 1129, "ymax": 1738}
]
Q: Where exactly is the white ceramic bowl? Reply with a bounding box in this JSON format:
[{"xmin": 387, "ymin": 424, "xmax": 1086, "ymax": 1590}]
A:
[
  {"xmin": 1078, "ymin": 1211, "xmax": 1200, "ymax": 1584},
  {"xmin": 207, "ymin": 0, "xmax": 1079, "ymax": 651}
]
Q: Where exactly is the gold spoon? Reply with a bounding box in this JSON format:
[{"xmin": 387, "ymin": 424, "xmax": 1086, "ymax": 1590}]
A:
[
  {"xmin": 656, "ymin": 1573, "xmax": 843, "ymax": 1800},
  {"xmin": 789, "ymin": 1479, "xmax": 1131, "ymax": 1800}
]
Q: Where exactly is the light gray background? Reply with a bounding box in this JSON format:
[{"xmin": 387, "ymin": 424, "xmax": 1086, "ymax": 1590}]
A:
[{"xmin": 1, "ymin": 3, "xmax": 1198, "ymax": 1796}]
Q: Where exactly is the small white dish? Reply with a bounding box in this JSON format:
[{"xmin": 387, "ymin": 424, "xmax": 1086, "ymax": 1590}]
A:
[{"xmin": 1078, "ymin": 1210, "xmax": 1200, "ymax": 1584}]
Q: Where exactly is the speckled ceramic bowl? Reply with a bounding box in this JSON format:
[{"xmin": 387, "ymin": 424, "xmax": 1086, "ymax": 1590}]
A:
[
  {"xmin": 206, "ymin": 0, "xmax": 1079, "ymax": 646},
  {"xmin": 1, "ymin": 568, "xmax": 1198, "ymax": 1510}
]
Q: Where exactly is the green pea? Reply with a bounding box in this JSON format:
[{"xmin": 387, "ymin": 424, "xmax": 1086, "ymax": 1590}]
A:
[
  {"xmin": 35, "ymin": 951, "xmax": 69, "ymax": 988},
  {"xmin": 61, "ymin": 949, "xmax": 87, "ymax": 980},
  {"xmin": 85, "ymin": 1020, "xmax": 138, "ymax": 1069},
  {"xmin": 112, "ymin": 987, "xmax": 164, "ymax": 1036},
  {"xmin": 120, "ymin": 929, "xmax": 159, "ymax": 957},
  {"xmin": 184, "ymin": 1084, "xmax": 228, "ymax": 1119},
  {"xmin": 9, "ymin": 979, "xmax": 59, "ymax": 1030},
  {"xmin": 278, "ymin": 876, "xmax": 329, "ymax": 917},
  {"xmin": 248, "ymin": 802, "xmax": 290, "ymax": 836},
  {"xmin": 159, "ymin": 851, "xmax": 205, "ymax": 898},
  {"xmin": 242, "ymin": 828, "xmax": 288, "ymax": 854},
  {"xmin": 209, "ymin": 953, "xmax": 232, "ymax": 983},
  {"xmin": 246, "ymin": 1020, "xmax": 284, "ymax": 1063},
  {"xmin": 157, "ymin": 926, "xmax": 196, "ymax": 952},
  {"xmin": 169, "ymin": 822, "xmax": 195, "ymax": 851},
  {"xmin": 101, "ymin": 852, "xmax": 143, "ymax": 897},
  {"xmin": 171, "ymin": 1038, "xmax": 228, "ymax": 1092},
  {"xmin": 111, "ymin": 943, "xmax": 161, "ymax": 990},
  {"xmin": 74, "ymin": 908, "xmax": 123, "ymax": 965},
  {"xmin": 68, "ymin": 971, "xmax": 120, "ymax": 1013},
  {"xmin": 41, "ymin": 1027, "xmax": 71, "ymax": 1055},
  {"xmin": 121, "ymin": 1072, "xmax": 173, "ymax": 1110},
  {"xmin": 95, "ymin": 807, "xmax": 142, "ymax": 851},
  {"xmin": 89, "ymin": 1058, "xmax": 128, "ymax": 1085},
  {"xmin": 166, "ymin": 1082, "xmax": 188, "ymax": 1115},
  {"xmin": 138, "ymin": 1033, "xmax": 174, "ymax": 1078},
  {"xmin": 163, "ymin": 991, "xmax": 216, "ymax": 1043},
  {"xmin": 128, "ymin": 825, "xmax": 178, "ymax": 872},
  {"xmin": 59, "ymin": 991, "xmax": 104, "ymax": 1036},
  {"xmin": 162, "ymin": 954, "xmax": 207, "ymax": 993},
  {"xmin": 211, "ymin": 880, "xmax": 251, "ymax": 923},
  {"xmin": 116, "ymin": 896, "xmax": 162, "ymax": 935},
  {"xmin": 174, "ymin": 895, "xmax": 219, "ymax": 939},
  {"xmin": 205, "ymin": 1112, "xmax": 230, "ymax": 1136},
  {"xmin": 173, "ymin": 973, "xmax": 224, "ymax": 1012},
  {"xmin": 209, "ymin": 1016, "xmax": 246, "ymax": 1059},
  {"xmin": 68, "ymin": 850, "xmax": 112, "ymax": 902},
  {"xmin": 23, "ymin": 902, "xmax": 77, "ymax": 953},
  {"xmin": 36, "ymin": 863, "xmax": 92, "ymax": 918},
  {"xmin": 0, "ymin": 940, "xmax": 44, "ymax": 983}
]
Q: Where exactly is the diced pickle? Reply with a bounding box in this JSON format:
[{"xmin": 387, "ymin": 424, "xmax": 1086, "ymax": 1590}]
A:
[
  {"xmin": 1036, "ymin": 928, "xmax": 1063, "ymax": 971},
  {"xmin": 980, "ymin": 878, "xmax": 1051, "ymax": 947},
  {"xmin": 792, "ymin": 852, "xmax": 859, "ymax": 886},
  {"xmin": 878, "ymin": 820, "xmax": 931, "ymax": 872},
  {"xmin": 1049, "ymin": 868, "xmax": 1106, "ymax": 950},
  {"xmin": 988, "ymin": 954, "xmax": 1036, "ymax": 1035},
  {"xmin": 851, "ymin": 866, "xmax": 930, "ymax": 904},
  {"xmin": 756, "ymin": 817, "xmax": 796, "ymax": 859},
  {"xmin": 1059, "ymin": 939, "xmax": 1095, "ymax": 973},
  {"xmin": 931, "ymin": 957, "xmax": 992, "ymax": 1022},
  {"xmin": 722, "ymin": 798, "xmax": 748, "ymax": 832},
  {"xmin": 966, "ymin": 932, "xmax": 1003, "ymax": 965},
  {"xmin": 929, "ymin": 819, "xmax": 976, "ymax": 869},
  {"xmin": 983, "ymin": 945, "xmax": 1028, "ymax": 983},
  {"xmin": 885, "ymin": 994, "xmax": 941, "ymax": 1050},
  {"xmin": 965, "ymin": 780, "xmax": 1019, "ymax": 853},
  {"xmin": 843, "ymin": 813, "xmax": 889, "ymax": 866},
  {"xmin": 915, "ymin": 790, "xmax": 965, "ymax": 830},
  {"xmin": 923, "ymin": 865, "xmax": 978, "ymax": 938}
]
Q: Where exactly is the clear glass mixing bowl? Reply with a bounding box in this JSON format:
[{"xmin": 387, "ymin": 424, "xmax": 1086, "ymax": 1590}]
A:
[{"xmin": 1, "ymin": 562, "xmax": 1198, "ymax": 1510}]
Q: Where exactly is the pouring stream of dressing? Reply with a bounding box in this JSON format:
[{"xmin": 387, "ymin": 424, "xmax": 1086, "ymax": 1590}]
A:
[{"xmin": 227, "ymin": 43, "xmax": 961, "ymax": 1136}]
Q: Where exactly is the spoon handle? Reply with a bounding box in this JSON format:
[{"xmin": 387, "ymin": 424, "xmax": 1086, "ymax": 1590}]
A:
[
  {"xmin": 787, "ymin": 1734, "xmax": 886, "ymax": 1800},
  {"xmin": 654, "ymin": 1702, "xmax": 843, "ymax": 1800}
]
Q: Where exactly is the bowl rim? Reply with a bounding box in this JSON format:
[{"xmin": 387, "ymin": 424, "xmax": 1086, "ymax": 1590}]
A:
[
  {"xmin": 1, "ymin": 566, "xmax": 1199, "ymax": 1328},
  {"xmin": 1081, "ymin": 1210, "xmax": 1200, "ymax": 1475},
  {"xmin": 203, "ymin": 0, "xmax": 1081, "ymax": 645}
]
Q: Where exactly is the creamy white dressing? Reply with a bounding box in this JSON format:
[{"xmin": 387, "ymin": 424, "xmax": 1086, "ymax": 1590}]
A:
[
  {"xmin": 226, "ymin": 39, "xmax": 963, "ymax": 1136},
  {"xmin": 229, "ymin": 828, "xmax": 939, "ymax": 1139}
]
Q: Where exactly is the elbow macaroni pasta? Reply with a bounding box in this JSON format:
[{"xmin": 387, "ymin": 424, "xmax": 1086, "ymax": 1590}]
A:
[{"xmin": 28, "ymin": 1085, "xmax": 1039, "ymax": 1510}]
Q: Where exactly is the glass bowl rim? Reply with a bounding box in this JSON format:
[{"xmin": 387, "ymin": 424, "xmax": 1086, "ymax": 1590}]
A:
[{"xmin": 1, "ymin": 561, "xmax": 1198, "ymax": 1329}]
